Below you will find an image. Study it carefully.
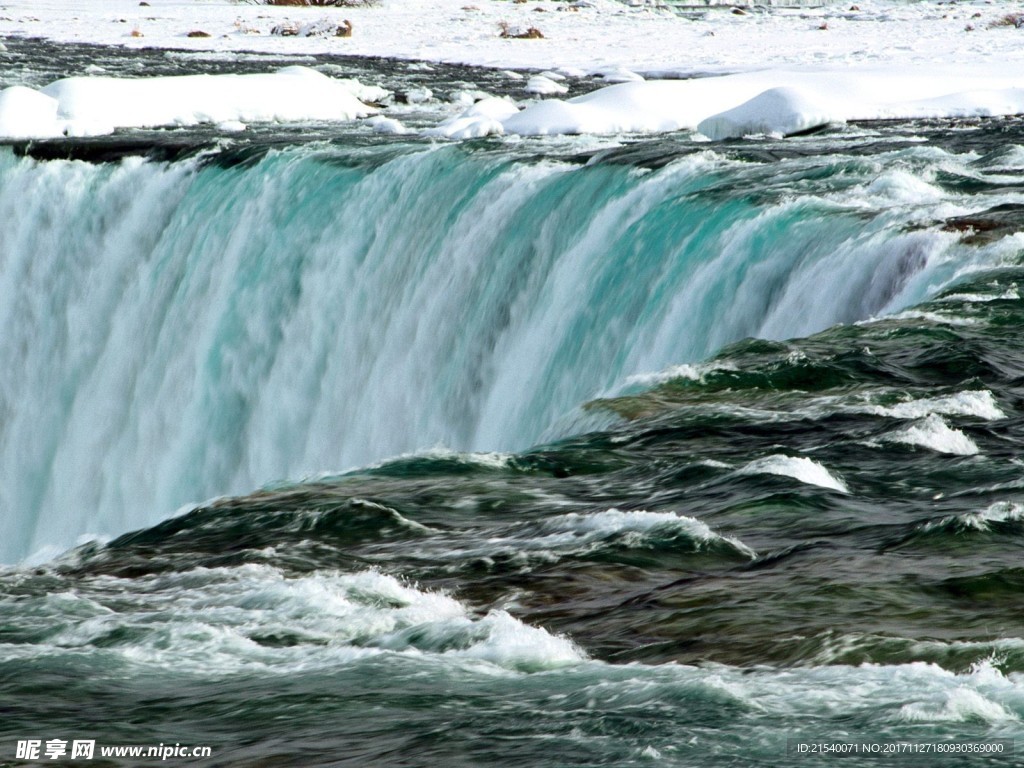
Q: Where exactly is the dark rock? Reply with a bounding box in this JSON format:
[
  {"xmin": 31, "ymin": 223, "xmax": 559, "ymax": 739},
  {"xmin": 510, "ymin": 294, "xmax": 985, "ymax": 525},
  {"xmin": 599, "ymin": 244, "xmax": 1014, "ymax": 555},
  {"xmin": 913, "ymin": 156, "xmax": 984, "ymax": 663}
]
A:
[{"xmin": 942, "ymin": 203, "xmax": 1024, "ymax": 244}]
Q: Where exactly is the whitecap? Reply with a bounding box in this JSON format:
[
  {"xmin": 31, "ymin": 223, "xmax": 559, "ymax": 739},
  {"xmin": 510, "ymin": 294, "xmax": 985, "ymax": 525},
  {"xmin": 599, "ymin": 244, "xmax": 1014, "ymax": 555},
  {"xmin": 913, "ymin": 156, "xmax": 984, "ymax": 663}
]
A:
[
  {"xmin": 860, "ymin": 390, "xmax": 1004, "ymax": 421},
  {"xmin": 884, "ymin": 414, "xmax": 979, "ymax": 456},
  {"xmin": 623, "ymin": 361, "xmax": 738, "ymax": 388},
  {"xmin": 899, "ymin": 687, "xmax": 1018, "ymax": 724},
  {"xmin": 737, "ymin": 455, "xmax": 848, "ymax": 493},
  {"xmin": 19, "ymin": 566, "xmax": 585, "ymax": 675},
  {"xmin": 924, "ymin": 500, "xmax": 1024, "ymax": 533},
  {"xmin": 538, "ymin": 508, "xmax": 756, "ymax": 558},
  {"xmin": 880, "ymin": 309, "xmax": 980, "ymax": 327},
  {"xmin": 935, "ymin": 286, "xmax": 1019, "ymax": 303}
]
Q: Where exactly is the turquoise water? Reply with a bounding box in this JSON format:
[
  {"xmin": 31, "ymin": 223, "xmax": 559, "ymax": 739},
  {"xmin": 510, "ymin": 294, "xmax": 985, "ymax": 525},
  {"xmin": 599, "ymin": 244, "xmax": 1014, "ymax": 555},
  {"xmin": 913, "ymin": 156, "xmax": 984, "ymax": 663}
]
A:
[
  {"xmin": 0, "ymin": 136, "xmax": 995, "ymax": 563},
  {"xmin": 3, "ymin": 98, "xmax": 1024, "ymax": 764}
]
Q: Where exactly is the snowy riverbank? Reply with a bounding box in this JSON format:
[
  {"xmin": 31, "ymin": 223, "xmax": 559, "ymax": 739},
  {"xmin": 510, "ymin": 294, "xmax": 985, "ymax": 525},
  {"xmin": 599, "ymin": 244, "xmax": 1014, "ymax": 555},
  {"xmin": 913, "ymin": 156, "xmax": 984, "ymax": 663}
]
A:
[
  {"xmin": 3, "ymin": 0, "xmax": 1024, "ymax": 76},
  {"xmin": 1, "ymin": 1, "xmax": 1023, "ymax": 141}
]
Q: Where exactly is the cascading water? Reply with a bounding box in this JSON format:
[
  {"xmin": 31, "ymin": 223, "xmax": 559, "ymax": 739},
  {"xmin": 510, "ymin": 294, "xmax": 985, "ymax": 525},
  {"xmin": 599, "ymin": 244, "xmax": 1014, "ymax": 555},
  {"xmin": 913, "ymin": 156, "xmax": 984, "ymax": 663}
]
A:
[{"xmin": 0, "ymin": 142, "xmax": 981, "ymax": 561}]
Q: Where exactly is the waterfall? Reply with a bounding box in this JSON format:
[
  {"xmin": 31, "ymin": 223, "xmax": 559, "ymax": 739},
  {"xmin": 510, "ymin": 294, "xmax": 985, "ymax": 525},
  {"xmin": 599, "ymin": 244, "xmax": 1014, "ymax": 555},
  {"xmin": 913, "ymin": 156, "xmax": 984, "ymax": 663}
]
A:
[{"xmin": 0, "ymin": 142, "xmax": 968, "ymax": 560}]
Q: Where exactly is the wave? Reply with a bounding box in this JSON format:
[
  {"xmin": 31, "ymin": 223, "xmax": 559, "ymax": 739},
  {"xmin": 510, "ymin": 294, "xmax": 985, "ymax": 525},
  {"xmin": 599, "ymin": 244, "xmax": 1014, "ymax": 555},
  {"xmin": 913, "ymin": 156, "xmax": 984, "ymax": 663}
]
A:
[
  {"xmin": 921, "ymin": 501, "xmax": 1024, "ymax": 536},
  {"xmin": 881, "ymin": 414, "xmax": 980, "ymax": 456},
  {"xmin": 449, "ymin": 508, "xmax": 758, "ymax": 566},
  {"xmin": 10, "ymin": 558, "xmax": 1024, "ymax": 728},
  {"xmin": 855, "ymin": 390, "xmax": 1005, "ymax": 421},
  {"xmin": 737, "ymin": 455, "xmax": 848, "ymax": 493},
  {"xmin": 899, "ymin": 687, "xmax": 1018, "ymax": 725},
  {"xmin": 2, "ymin": 565, "xmax": 584, "ymax": 674},
  {"xmin": 338, "ymin": 507, "xmax": 754, "ymax": 573}
]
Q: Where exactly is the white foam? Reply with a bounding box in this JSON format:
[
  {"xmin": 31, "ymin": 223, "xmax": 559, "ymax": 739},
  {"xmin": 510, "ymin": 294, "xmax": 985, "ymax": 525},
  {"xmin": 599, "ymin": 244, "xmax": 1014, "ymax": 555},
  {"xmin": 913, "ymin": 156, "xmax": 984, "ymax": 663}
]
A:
[
  {"xmin": 10, "ymin": 566, "xmax": 1024, "ymax": 727},
  {"xmin": 624, "ymin": 361, "xmax": 738, "ymax": 388},
  {"xmin": 738, "ymin": 455, "xmax": 849, "ymax": 493},
  {"xmin": 965, "ymin": 501, "xmax": 1024, "ymax": 529},
  {"xmin": 862, "ymin": 169, "xmax": 947, "ymax": 205},
  {"xmin": 433, "ymin": 610, "xmax": 583, "ymax": 670},
  {"xmin": 31, "ymin": 566, "xmax": 585, "ymax": 674},
  {"xmin": 538, "ymin": 508, "xmax": 756, "ymax": 557},
  {"xmin": 807, "ymin": 631, "xmax": 1024, "ymax": 666},
  {"xmin": 900, "ymin": 687, "xmax": 1018, "ymax": 724},
  {"xmin": 562, "ymin": 658, "xmax": 1024, "ymax": 727},
  {"xmin": 335, "ymin": 447, "xmax": 517, "ymax": 478},
  {"xmin": 885, "ymin": 414, "xmax": 979, "ymax": 456},
  {"xmin": 861, "ymin": 390, "xmax": 1004, "ymax": 421},
  {"xmin": 880, "ymin": 310, "xmax": 980, "ymax": 327},
  {"xmin": 937, "ymin": 287, "xmax": 1020, "ymax": 303},
  {"xmin": 928, "ymin": 501, "xmax": 1024, "ymax": 533},
  {"xmin": 403, "ymin": 507, "xmax": 754, "ymax": 568}
]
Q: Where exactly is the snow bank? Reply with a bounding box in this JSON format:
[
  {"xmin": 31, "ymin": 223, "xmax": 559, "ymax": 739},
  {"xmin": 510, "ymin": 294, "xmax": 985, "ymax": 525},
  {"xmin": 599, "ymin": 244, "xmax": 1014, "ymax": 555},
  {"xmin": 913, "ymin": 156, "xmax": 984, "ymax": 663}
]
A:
[
  {"xmin": 426, "ymin": 97, "xmax": 519, "ymax": 140},
  {"xmin": 0, "ymin": 66, "xmax": 378, "ymax": 139},
  {"xmin": 697, "ymin": 85, "xmax": 841, "ymax": 140},
  {"xmin": 447, "ymin": 66, "xmax": 1024, "ymax": 140},
  {"xmin": 0, "ymin": 87, "xmax": 60, "ymax": 140}
]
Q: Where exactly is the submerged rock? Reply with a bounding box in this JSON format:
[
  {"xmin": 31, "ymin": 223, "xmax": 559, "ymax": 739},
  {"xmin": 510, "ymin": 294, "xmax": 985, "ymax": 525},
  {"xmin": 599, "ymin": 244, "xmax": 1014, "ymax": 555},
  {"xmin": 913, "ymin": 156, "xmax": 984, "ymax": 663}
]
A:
[{"xmin": 942, "ymin": 203, "xmax": 1024, "ymax": 244}]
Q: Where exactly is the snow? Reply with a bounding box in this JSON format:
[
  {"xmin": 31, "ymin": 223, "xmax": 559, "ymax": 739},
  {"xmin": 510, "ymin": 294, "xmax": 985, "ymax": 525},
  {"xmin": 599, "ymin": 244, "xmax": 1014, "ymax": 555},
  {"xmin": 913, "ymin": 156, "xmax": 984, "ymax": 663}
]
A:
[
  {"xmin": 0, "ymin": 66, "xmax": 376, "ymax": 138},
  {"xmin": 524, "ymin": 75, "xmax": 569, "ymax": 96},
  {"xmin": 593, "ymin": 67, "xmax": 645, "ymax": 84},
  {"xmin": 0, "ymin": 87, "xmax": 60, "ymax": 139},
  {"xmin": 365, "ymin": 115, "xmax": 411, "ymax": 134},
  {"xmin": 1, "ymin": 0, "xmax": 1024, "ymax": 141},
  {"xmin": 443, "ymin": 66, "xmax": 1024, "ymax": 139},
  {"xmin": 2, "ymin": 0, "xmax": 1024, "ymax": 75},
  {"xmin": 697, "ymin": 86, "xmax": 839, "ymax": 140},
  {"xmin": 426, "ymin": 97, "xmax": 520, "ymax": 140},
  {"xmin": 404, "ymin": 86, "xmax": 434, "ymax": 104}
]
